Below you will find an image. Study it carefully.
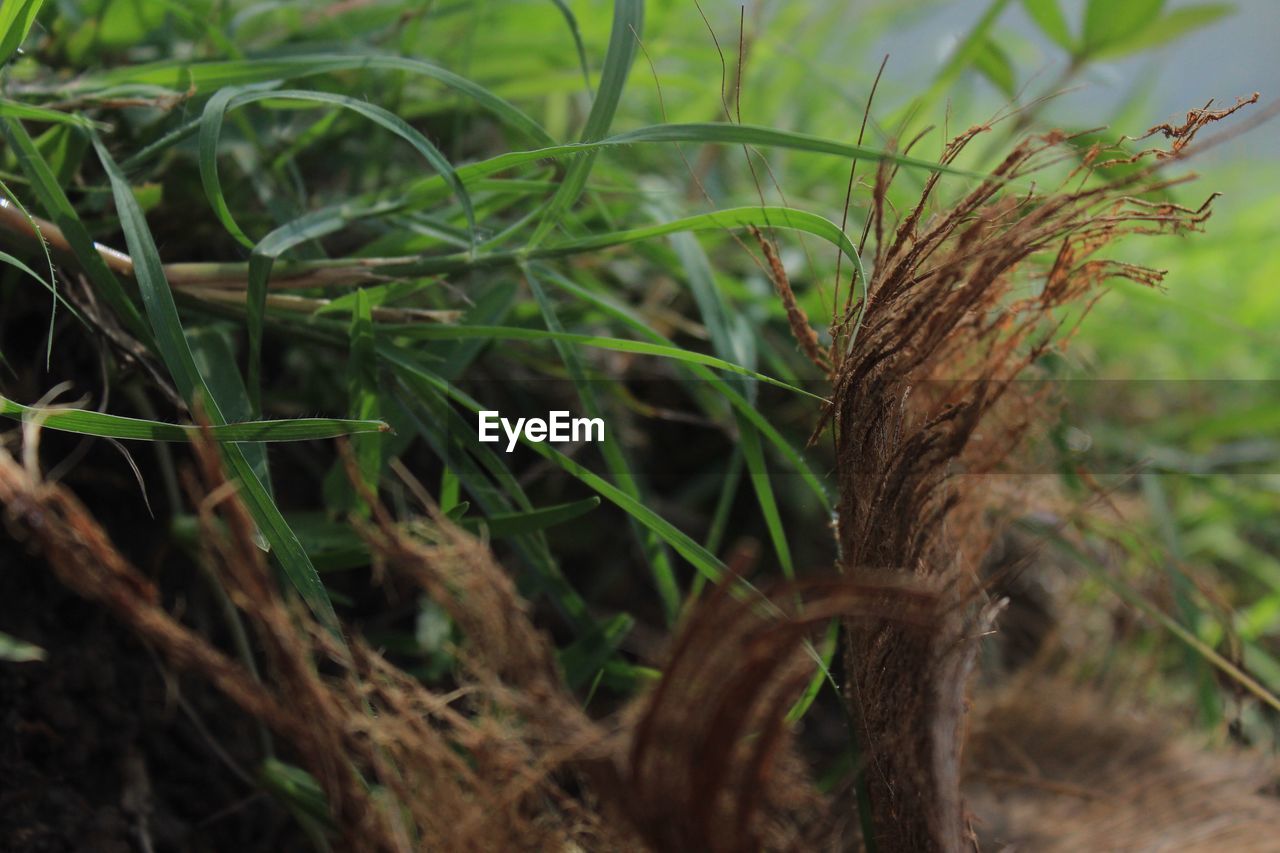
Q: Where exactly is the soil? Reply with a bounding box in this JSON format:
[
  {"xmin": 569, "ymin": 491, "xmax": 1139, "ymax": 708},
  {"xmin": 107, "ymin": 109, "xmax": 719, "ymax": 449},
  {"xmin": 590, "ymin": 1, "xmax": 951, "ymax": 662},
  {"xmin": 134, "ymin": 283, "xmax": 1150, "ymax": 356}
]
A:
[{"xmin": 0, "ymin": 416, "xmax": 310, "ymax": 853}]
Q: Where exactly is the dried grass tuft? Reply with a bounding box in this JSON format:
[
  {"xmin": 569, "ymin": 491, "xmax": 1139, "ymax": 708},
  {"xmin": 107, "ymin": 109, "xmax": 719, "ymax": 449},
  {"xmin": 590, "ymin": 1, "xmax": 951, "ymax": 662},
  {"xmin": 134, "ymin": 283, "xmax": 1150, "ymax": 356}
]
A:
[{"xmin": 815, "ymin": 106, "xmax": 1251, "ymax": 850}]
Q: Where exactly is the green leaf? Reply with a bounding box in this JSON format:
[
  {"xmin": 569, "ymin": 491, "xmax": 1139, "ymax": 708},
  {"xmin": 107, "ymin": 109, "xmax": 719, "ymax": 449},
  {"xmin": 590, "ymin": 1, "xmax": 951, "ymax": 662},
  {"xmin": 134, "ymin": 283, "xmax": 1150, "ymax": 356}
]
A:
[
  {"xmin": 1082, "ymin": 0, "xmax": 1164, "ymax": 54},
  {"xmin": 188, "ymin": 326, "xmax": 274, "ymax": 507},
  {"xmin": 973, "ymin": 36, "xmax": 1017, "ymax": 96},
  {"xmin": 665, "ymin": 227, "xmax": 794, "ymax": 581},
  {"xmin": 395, "ymin": 373, "xmax": 597, "ymax": 635},
  {"xmin": 558, "ymin": 612, "xmax": 633, "ymax": 690},
  {"xmin": 0, "ymin": 0, "xmax": 44, "ymax": 65},
  {"xmin": 0, "ymin": 100, "xmax": 100, "ymax": 128},
  {"xmin": 78, "ymin": 53, "xmax": 553, "ymax": 147},
  {"xmin": 904, "ymin": 0, "xmax": 1012, "ymax": 122},
  {"xmin": 529, "ymin": 0, "xmax": 644, "ymax": 245},
  {"xmin": 390, "ymin": 325, "xmax": 826, "ymax": 401},
  {"xmin": 0, "ymin": 630, "xmax": 45, "ymax": 662},
  {"xmin": 259, "ymin": 759, "xmax": 333, "ymax": 830},
  {"xmin": 1088, "ymin": 4, "xmax": 1233, "ymax": 58},
  {"xmin": 547, "ymin": 0, "xmax": 593, "ymax": 94},
  {"xmin": 524, "ymin": 262, "xmax": 680, "ymax": 621},
  {"xmin": 245, "ymin": 197, "xmax": 404, "ymax": 413},
  {"xmin": 462, "ymin": 496, "xmax": 602, "ymax": 537},
  {"xmin": 1, "ymin": 392, "xmax": 388, "ymax": 442},
  {"xmin": 1021, "ymin": 0, "xmax": 1074, "ymax": 50},
  {"xmin": 91, "ymin": 135, "xmax": 342, "ymax": 635},
  {"xmin": 532, "ymin": 265, "xmax": 832, "ymax": 515},
  {"xmin": 199, "ymin": 88, "xmax": 473, "ymax": 252},
  {"xmin": 323, "ymin": 289, "xmax": 381, "ymax": 516},
  {"xmin": 1, "ymin": 120, "xmax": 151, "ymax": 346},
  {"xmin": 379, "ymin": 345, "xmax": 735, "ymax": 589},
  {"xmin": 544, "ymin": 205, "xmax": 864, "ymax": 272}
]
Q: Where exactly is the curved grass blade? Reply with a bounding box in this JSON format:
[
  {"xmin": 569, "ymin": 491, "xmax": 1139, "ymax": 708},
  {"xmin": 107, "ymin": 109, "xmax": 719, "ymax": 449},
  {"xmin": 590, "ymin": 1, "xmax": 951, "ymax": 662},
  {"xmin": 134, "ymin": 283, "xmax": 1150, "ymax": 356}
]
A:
[
  {"xmin": 375, "ymin": 341, "xmax": 733, "ymax": 586},
  {"xmin": 462, "ymin": 496, "xmax": 602, "ymax": 537},
  {"xmin": 391, "ymin": 324, "xmax": 826, "ymax": 401},
  {"xmin": 1, "ymin": 120, "xmax": 151, "ymax": 346},
  {"xmin": 158, "ymin": 204, "xmax": 865, "ymax": 287},
  {"xmin": 547, "ymin": 0, "xmax": 593, "ymax": 95},
  {"xmin": 0, "ymin": 629, "xmax": 45, "ymax": 662},
  {"xmin": 524, "ymin": 263, "xmax": 681, "ymax": 622},
  {"xmin": 0, "ymin": 100, "xmax": 101, "ymax": 128},
  {"xmin": 528, "ymin": 0, "xmax": 643, "ymax": 246},
  {"xmin": 532, "ymin": 264, "xmax": 833, "ymax": 514},
  {"xmin": 91, "ymin": 135, "xmax": 341, "ymax": 635},
  {"xmin": 199, "ymin": 88, "xmax": 475, "ymax": 252},
  {"xmin": 0, "ymin": 174, "xmax": 79, "ymax": 365},
  {"xmin": 0, "ymin": 0, "xmax": 44, "ymax": 65},
  {"xmin": 109, "ymin": 52, "xmax": 553, "ymax": 168},
  {"xmin": 246, "ymin": 198, "xmax": 404, "ymax": 413},
  {"xmin": 371, "ymin": 122, "xmax": 997, "ymax": 219},
  {"xmin": 544, "ymin": 205, "xmax": 862, "ymax": 270},
  {"xmin": 1, "ymin": 393, "xmax": 388, "ymax": 442}
]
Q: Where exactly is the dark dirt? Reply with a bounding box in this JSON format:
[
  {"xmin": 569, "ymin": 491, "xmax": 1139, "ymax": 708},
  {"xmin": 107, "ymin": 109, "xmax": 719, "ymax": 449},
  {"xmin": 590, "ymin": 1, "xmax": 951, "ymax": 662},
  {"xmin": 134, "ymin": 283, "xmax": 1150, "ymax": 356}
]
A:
[
  {"xmin": 0, "ymin": 414, "xmax": 312, "ymax": 853},
  {"xmin": 0, "ymin": 533, "xmax": 310, "ymax": 852}
]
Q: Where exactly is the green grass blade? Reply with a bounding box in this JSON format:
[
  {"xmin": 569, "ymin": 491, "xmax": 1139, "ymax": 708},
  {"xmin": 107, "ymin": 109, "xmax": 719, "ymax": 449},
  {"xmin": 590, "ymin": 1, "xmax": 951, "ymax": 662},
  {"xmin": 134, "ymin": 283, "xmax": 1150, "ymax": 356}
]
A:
[
  {"xmin": 558, "ymin": 612, "xmax": 633, "ymax": 691},
  {"xmin": 528, "ymin": 0, "xmax": 643, "ymax": 246},
  {"xmin": 200, "ymin": 88, "xmax": 475, "ymax": 252},
  {"xmin": 91, "ymin": 134, "xmax": 341, "ymax": 634},
  {"xmin": 188, "ymin": 326, "xmax": 275, "ymax": 507},
  {"xmin": 1, "ymin": 393, "xmax": 388, "ymax": 442},
  {"xmin": 532, "ymin": 264, "xmax": 833, "ymax": 514},
  {"xmin": 377, "ymin": 341, "xmax": 732, "ymax": 586},
  {"xmin": 544, "ymin": 205, "xmax": 863, "ymax": 270},
  {"xmin": 601, "ymin": 123, "xmax": 993, "ymax": 180},
  {"xmin": 915, "ymin": 0, "xmax": 1013, "ymax": 116},
  {"xmin": 0, "ymin": 100, "xmax": 100, "ymax": 128},
  {"xmin": 547, "ymin": 0, "xmax": 594, "ymax": 94},
  {"xmin": 524, "ymin": 263, "xmax": 682, "ymax": 622},
  {"xmin": 1032, "ymin": 519, "xmax": 1280, "ymax": 715},
  {"xmin": 245, "ymin": 198, "xmax": 404, "ymax": 413},
  {"xmin": 463, "ymin": 496, "xmax": 602, "ymax": 537},
  {"xmin": 0, "ymin": 629, "xmax": 45, "ymax": 662},
  {"xmin": 360, "ymin": 122, "xmax": 995, "ymax": 222},
  {"xmin": 343, "ymin": 289, "xmax": 382, "ymax": 515},
  {"xmin": 0, "ymin": 173, "xmax": 82, "ymax": 365},
  {"xmin": 1, "ymin": 119, "xmax": 152, "ymax": 346},
  {"xmin": 101, "ymin": 52, "xmax": 553, "ymax": 163},
  {"xmin": 395, "ymin": 373, "xmax": 598, "ymax": 635},
  {"xmin": 667, "ymin": 227, "xmax": 796, "ymax": 580},
  {"xmin": 390, "ymin": 325, "xmax": 826, "ymax": 401},
  {"xmin": 0, "ymin": 0, "xmax": 44, "ymax": 65}
]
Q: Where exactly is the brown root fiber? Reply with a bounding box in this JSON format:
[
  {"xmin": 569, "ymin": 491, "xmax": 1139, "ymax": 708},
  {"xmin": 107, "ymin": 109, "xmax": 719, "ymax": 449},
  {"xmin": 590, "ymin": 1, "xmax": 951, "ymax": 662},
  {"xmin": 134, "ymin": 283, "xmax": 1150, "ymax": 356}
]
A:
[
  {"xmin": 822, "ymin": 113, "xmax": 1243, "ymax": 851},
  {"xmin": 0, "ymin": 434, "xmax": 628, "ymax": 852}
]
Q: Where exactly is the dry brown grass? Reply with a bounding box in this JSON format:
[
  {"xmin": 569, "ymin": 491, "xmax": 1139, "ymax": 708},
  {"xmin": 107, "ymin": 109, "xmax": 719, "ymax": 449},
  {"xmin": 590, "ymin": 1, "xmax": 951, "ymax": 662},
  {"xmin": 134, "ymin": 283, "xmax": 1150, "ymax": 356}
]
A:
[{"xmin": 811, "ymin": 103, "xmax": 1253, "ymax": 850}]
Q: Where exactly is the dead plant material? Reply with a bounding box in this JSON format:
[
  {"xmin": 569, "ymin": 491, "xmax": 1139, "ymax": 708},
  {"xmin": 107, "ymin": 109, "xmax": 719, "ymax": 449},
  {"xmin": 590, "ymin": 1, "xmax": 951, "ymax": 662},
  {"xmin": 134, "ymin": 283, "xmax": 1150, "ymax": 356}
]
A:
[
  {"xmin": 965, "ymin": 677, "xmax": 1280, "ymax": 852},
  {"xmin": 747, "ymin": 224, "xmax": 832, "ymax": 376},
  {"xmin": 1136, "ymin": 92, "xmax": 1260, "ymax": 157},
  {"xmin": 806, "ymin": 102, "xmax": 1254, "ymax": 851},
  {"xmin": 624, "ymin": 575, "xmax": 939, "ymax": 853},
  {"xmin": 0, "ymin": 433, "xmax": 629, "ymax": 852}
]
